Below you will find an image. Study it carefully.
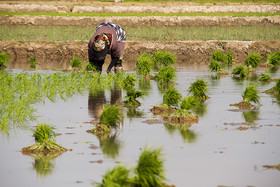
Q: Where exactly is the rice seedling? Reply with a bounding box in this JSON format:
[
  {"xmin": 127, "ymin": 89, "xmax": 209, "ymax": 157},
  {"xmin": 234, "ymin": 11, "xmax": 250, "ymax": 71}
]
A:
[
  {"xmin": 154, "ymin": 65, "xmax": 176, "ymax": 83},
  {"xmin": 96, "ymin": 165, "xmax": 132, "ymax": 187},
  {"xmin": 136, "ymin": 53, "xmax": 153, "ymax": 76},
  {"xmin": 267, "ymin": 51, "xmax": 280, "ymax": 66},
  {"xmin": 21, "ymin": 123, "xmax": 67, "ymax": 155},
  {"xmin": 188, "ymin": 79, "xmax": 208, "ymax": 101},
  {"xmin": 0, "ymin": 52, "xmax": 9, "ymax": 69},
  {"xmin": 134, "ymin": 147, "xmax": 166, "ymax": 187},
  {"xmin": 259, "ymin": 73, "xmax": 271, "ymax": 81},
  {"xmin": 245, "ymin": 53, "xmax": 262, "ymax": 68},
  {"xmin": 265, "ymin": 79, "xmax": 280, "ymax": 95},
  {"xmin": 122, "ymin": 73, "xmax": 136, "ymax": 90},
  {"xmin": 85, "ymin": 61, "xmax": 96, "ymax": 71},
  {"xmin": 226, "ymin": 51, "xmax": 233, "ymax": 65},
  {"xmin": 163, "ymin": 86, "xmax": 182, "ymax": 108},
  {"xmin": 124, "ymin": 87, "xmax": 144, "ymax": 107},
  {"xmin": 152, "ymin": 50, "xmax": 176, "ymax": 70},
  {"xmin": 231, "ymin": 64, "xmax": 248, "ymax": 78},
  {"xmin": 209, "ymin": 59, "xmax": 222, "ymax": 73},
  {"xmin": 211, "ymin": 50, "xmax": 227, "ymax": 63},
  {"xmin": 243, "ymin": 84, "xmax": 260, "ymax": 104},
  {"xmin": 180, "ymin": 96, "xmax": 200, "ymax": 111},
  {"xmin": 29, "ymin": 56, "xmax": 38, "ymax": 69},
  {"xmin": 70, "ymin": 56, "xmax": 82, "ymax": 69},
  {"xmin": 99, "ymin": 104, "xmax": 122, "ymax": 128},
  {"xmin": 231, "ymin": 84, "xmax": 259, "ymax": 109}
]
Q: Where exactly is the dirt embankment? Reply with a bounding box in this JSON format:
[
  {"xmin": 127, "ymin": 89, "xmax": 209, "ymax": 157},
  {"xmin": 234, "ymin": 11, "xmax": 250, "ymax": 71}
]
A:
[
  {"xmin": 1, "ymin": 40, "xmax": 279, "ymax": 70},
  {"xmin": 1, "ymin": 15, "xmax": 280, "ymax": 27}
]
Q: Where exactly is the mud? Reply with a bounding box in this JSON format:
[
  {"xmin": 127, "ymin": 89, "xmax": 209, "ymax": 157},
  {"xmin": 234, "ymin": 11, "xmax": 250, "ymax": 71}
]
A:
[
  {"xmin": 1, "ymin": 40, "xmax": 280, "ymax": 70},
  {"xmin": 1, "ymin": 2, "xmax": 279, "ymax": 14}
]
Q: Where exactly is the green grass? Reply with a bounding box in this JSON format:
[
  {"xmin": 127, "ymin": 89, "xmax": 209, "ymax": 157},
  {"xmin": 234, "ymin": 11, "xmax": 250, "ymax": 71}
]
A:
[{"xmin": 0, "ymin": 25, "xmax": 279, "ymax": 42}]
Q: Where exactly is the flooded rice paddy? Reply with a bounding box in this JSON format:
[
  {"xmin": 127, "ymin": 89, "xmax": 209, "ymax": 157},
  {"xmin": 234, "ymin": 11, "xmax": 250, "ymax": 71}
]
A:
[{"xmin": 1, "ymin": 66, "xmax": 280, "ymax": 187}]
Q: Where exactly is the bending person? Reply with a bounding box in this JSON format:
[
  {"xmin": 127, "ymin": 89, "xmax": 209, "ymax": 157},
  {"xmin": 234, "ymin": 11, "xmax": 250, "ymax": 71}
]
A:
[{"xmin": 88, "ymin": 22, "xmax": 126, "ymax": 73}]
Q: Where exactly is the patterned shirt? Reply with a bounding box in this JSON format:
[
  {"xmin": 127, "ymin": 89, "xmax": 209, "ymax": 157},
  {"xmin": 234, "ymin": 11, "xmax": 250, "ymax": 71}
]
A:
[{"xmin": 95, "ymin": 22, "xmax": 126, "ymax": 42}]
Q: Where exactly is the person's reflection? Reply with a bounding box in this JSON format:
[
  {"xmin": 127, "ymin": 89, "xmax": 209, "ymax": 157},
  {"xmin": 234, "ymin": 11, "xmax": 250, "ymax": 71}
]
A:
[{"xmin": 88, "ymin": 85, "xmax": 122, "ymax": 120}]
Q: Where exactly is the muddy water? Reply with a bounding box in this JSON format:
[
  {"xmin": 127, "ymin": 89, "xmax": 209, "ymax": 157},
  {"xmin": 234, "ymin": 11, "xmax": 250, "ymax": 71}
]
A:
[{"xmin": 1, "ymin": 67, "xmax": 280, "ymax": 187}]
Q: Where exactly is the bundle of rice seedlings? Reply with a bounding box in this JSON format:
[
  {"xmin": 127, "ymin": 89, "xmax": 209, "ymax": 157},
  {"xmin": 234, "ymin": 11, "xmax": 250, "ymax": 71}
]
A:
[
  {"xmin": 70, "ymin": 56, "xmax": 82, "ymax": 69},
  {"xmin": 163, "ymin": 86, "xmax": 182, "ymax": 108},
  {"xmin": 29, "ymin": 56, "xmax": 38, "ymax": 69},
  {"xmin": 267, "ymin": 51, "xmax": 280, "ymax": 66},
  {"xmin": 245, "ymin": 53, "xmax": 262, "ymax": 68},
  {"xmin": 122, "ymin": 73, "xmax": 136, "ymax": 90},
  {"xmin": 21, "ymin": 123, "xmax": 66, "ymax": 155},
  {"xmin": 188, "ymin": 79, "xmax": 208, "ymax": 101},
  {"xmin": 265, "ymin": 79, "xmax": 280, "ymax": 95},
  {"xmin": 164, "ymin": 109, "xmax": 199, "ymax": 124},
  {"xmin": 136, "ymin": 53, "xmax": 153, "ymax": 76},
  {"xmin": 124, "ymin": 87, "xmax": 144, "ymax": 107},
  {"xmin": 231, "ymin": 84, "xmax": 260, "ymax": 109},
  {"xmin": 135, "ymin": 148, "xmax": 166, "ymax": 187},
  {"xmin": 155, "ymin": 66, "xmax": 176, "ymax": 83},
  {"xmin": 99, "ymin": 104, "xmax": 122, "ymax": 128},
  {"xmin": 97, "ymin": 165, "xmax": 132, "ymax": 187},
  {"xmin": 211, "ymin": 50, "xmax": 227, "ymax": 63},
  {"xmin": 259, "ymin": 73, "xmax": 271, "ymax": 81},
  {"xmin": 209, "ymin": 59, "xmax": 222, "ymax": 73},
  {"xmin": 152, "ymin": 50, "xmax": 176, "ymax": 70},
  {"xmin": 231, "ymin": 64, "xmax": 248, "ymax": 78},
  {"xmin": 180, "ymin": 96, "xmax": 200, "ymax": 111},
  {"xmin": 0, "ymin": 52, "xmax": 9, "ymax": 69}
]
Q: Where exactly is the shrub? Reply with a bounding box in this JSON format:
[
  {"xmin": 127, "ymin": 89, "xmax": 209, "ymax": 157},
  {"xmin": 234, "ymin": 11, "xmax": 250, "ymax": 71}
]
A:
[
  {"xmin": 245, "ymin": 53, "xmax": 262, "ymax": 68},
  {"xmin": 188, "ymin": 79, "xmax": 208, "ymax": 101},
  {"xmin": 152, "ymin": 50, "xmax": 176, "ymax": 69},
  {"xmin": 232, "ymin": 64, "xmax": 247, "ymax": 78},
  {"xmin": 163, "ymin": 86, "xmax": 182, "ymax": 107},
  {"xmin": 267, "ymin": 51, "xmax": 280, "ymax": 66},
  {"xmin": 155, "ymin": 65, "xmax": 176, "ymax": 83},
  {"xmin": 242, "ymin": 84, "xmax": 259, "ymax": 104},
  {"xmin": 0, "ymin": 52, "xmax": 10, "ymax": 69},
  {"xmin": 135, "ymin": 148, "xmax": 166, "ymax": 187},
  {"xmin": 136, "ymin": 53, "xmax": 153, "ymax": 76},
  {"xmin": 70, "ymin": 56, "xmax": 82, "ymax": 68},
  {"xmin": 99, "ymin": 104, "xmax": 122, "ymax": 128}
]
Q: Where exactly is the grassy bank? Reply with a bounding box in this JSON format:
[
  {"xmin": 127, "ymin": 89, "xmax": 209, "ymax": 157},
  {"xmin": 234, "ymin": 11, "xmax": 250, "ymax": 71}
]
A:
[
  {"xmin": 1, "ymin": 12, "xmax": 280, "ymax": 17},
  {"xmin": 0, "ymin": 25, "xmax": 279, "ymax": 42}
]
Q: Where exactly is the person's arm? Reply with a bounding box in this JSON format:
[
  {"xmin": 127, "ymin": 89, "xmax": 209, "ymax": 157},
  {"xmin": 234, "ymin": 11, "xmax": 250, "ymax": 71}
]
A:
[{"xmin": 107, "ymin": 56, "xmax": 120, "ymax": 73}]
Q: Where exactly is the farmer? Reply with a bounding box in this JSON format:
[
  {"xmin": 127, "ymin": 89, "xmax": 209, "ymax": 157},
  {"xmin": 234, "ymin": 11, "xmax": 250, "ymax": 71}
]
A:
[{"xmin": 88, "ymin": 22, "xmax": 126, "ymax": 73}]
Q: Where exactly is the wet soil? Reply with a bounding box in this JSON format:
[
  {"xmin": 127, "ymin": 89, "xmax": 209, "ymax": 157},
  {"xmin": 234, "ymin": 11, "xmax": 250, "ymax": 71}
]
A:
[{"xmin": 1, "ymin": 40, "xmax": 280, "ymax": 71}]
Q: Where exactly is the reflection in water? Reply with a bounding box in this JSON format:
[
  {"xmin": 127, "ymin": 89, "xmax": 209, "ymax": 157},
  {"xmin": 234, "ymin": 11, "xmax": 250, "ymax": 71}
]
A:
[
  {"xmin": 138, "ymin": 78, "xmax": 151, "ymax": 92},
  {"xmin": 242, "ymin": 110, "xmax": 260, "ymax": 123},
  {"xmin": 30, "ymin": 152, "xmax": 62, "ymax": 178},
  {"xmin": 126, "ymin": 106, "xmax": 145, "ymax": 119},
  {"xmin": 191, "ymin": 102, "xmax": 208, "ymax": 117},
  {"xmin": 267, "ymin": 67, "xmax": 279, "ymax": 74},
  {"xmin": 99, "ymin": 132, "xmax": 122, "ymax": 159},
  {"xmin": 88, "ymin": 86, "xmax": 123, "ymax": 159},
  {"xmin": 88, "ymin": 86, "xmax": 122, "ymax": 120},
  {"xmin": 164, "ymin": 123, "xmax": 197, "ymax": 143}
]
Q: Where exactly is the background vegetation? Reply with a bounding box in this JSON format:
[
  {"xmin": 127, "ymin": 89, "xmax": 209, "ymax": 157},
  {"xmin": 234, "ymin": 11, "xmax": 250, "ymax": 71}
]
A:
[{"xmin": 1, "ymin": 25, "xmax": 279, "ymax": 42}]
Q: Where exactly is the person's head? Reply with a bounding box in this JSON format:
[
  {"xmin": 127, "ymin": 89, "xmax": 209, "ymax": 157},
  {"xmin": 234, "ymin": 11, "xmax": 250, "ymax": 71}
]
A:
[{"xmin": 92, "ymin": 33, "xmax": 109, "ymax": 61}]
